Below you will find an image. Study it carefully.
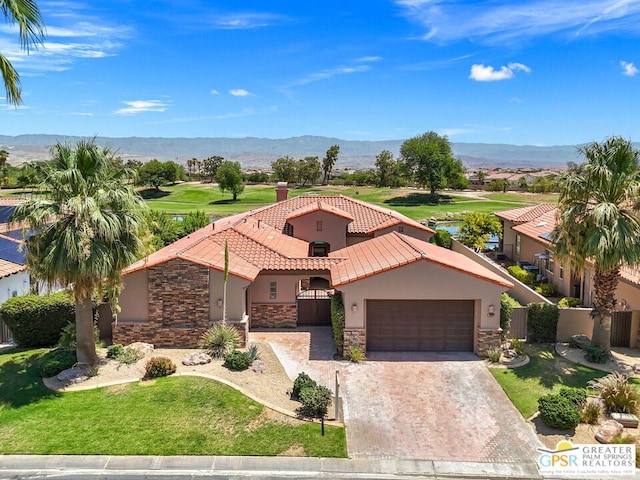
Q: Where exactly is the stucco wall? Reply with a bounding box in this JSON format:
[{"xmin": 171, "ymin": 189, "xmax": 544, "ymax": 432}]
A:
[
  {"xmin": 556, "ymin": 308, "xmax": 593, "ymax": 342},
  {"xmin": 374, "ymin": 224, "xmax": 433, "ymax": 242},
  {"xmin": 451, "ymin": 239, "xmax": 551, "ymax": 306},
  {"xmin": 208, "ymin": 269, "xmax": 250, "ymax": 321},
  {"xmin": 119, "ymin": 269, "xmax": 149, "ymax": 322},
  {"xmin": 288, "ymin": 211, "xmax": 350, "ymax": 252},
  {"xmin": 345, "ymin": 234, "xmax": 372, "ymax": 247},
  {"xmin": 338, "ymin": 260, "xmax": 506, "ymax": 334},
  {"xmin": 249, "ymin": 272, "xmax": 330, "ymax": 303},
  {"xmin": 501, "ymin": 220, "xmax": 518, "ymax": 259},
  {"xmin": 0, "ymin": 271, "xmax": 30, "ymax": 306}
]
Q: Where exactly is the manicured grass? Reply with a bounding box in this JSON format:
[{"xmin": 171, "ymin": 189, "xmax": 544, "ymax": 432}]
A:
[
  {"xmin": 0, "ymin": 348, "xmax": 346, "ymax": 456},
  {"xmin": 485, "ymin": 192, "xmax": 559, "ymax": 204},
  {"xmin": 490, "ymin": 344, "xmax": 608, "ymax": 418}
]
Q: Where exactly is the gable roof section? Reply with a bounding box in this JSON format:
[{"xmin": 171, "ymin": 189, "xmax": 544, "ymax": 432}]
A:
[
  {"xmin": 285, "ymin": 200, "xmax": 355, "ymax": 222},
  {"xmin": 250, "ymin": 195, "xmax": 434, "ymax": 235},
  {"xmin": 512, "ymin": 208, "xmax": 557, "ymax": 246},
  {"xmin": 495, "ymin": 204, "xmax": 557, "ymax": 223},
  {"xmin": 329, "ymin": 232, "xmax": 513, "ymax": 288}
]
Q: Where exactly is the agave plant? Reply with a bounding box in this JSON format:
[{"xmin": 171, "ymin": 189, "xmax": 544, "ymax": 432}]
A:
[{"xmin": 200, "ymin": 324, "xmax": 240, "ymax": 359}]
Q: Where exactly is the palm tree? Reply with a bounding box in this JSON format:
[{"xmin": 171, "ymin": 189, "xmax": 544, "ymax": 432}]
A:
[
  {"xmin": 1, "ymin": 0, "xmax": 45, "ymax": 105},
  {"xmin": 553, "ymin": 136, "xmax": 640, "ymax": 349},
  {"xmin": 11, "ymin": 139, "xmax": 147, "ymax": 364}
]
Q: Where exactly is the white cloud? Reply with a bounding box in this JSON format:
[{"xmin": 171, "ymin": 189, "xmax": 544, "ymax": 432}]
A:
[
  {"xmin": 356, "ymin": 56, "xmax": 383, "ymax": 63},
  {"xmin": 213, "ymin": 13, "xmax": 287, "ymax": 30},
  {"xmin": 469, "ymin": 63, "xmax": 531, "ymax": 81},
  {"xmin": 510, "ymin": 97, "xmax": 524, "ymax": 103},
  {"xmin": 285, "ymin": 64, "xmax": 370, "ymax": 88},
  {"xmin": 438, "ymin": 128, "xmax": 476, "ymax": 136},
  {"xmin": 210, "ymin": 89, "xmax": 220, "ymax": 95},
  {"xmin": 621, "ymin": 60, "xmax": 638, "ymax": 76},
  {"xmin": 114, "ymin": 100, "xmax": 170, "ymax": 115},
  {"xmin": 394, "ymin": 0, "xmax": 640, "ymax": 44},
  {"xmin": 229, "ymin": 89, "xmax": 251, "ymax": 96}
]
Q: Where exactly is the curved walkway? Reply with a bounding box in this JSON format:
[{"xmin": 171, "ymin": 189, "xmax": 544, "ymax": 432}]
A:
[{"xmin": 556, "ymin": 343, "xmax": 640, "ymax": 377}]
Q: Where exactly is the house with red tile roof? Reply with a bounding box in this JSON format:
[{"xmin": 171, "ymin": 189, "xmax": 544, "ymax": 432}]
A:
[
  {"xmin": 115, "ymin": 186, "xmax": 513, "ymax": 356},
  {"xmin": 495, "ymin": 204, "xmax": 640, "ymax": 347}
]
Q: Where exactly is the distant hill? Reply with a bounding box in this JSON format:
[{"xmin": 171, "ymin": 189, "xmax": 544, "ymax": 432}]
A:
[{"xmin": 0, "ymin": 134, "xmax": 583, "ymax": 169}]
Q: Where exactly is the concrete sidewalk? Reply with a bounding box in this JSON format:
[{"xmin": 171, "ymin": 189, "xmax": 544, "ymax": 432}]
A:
[{"xmin": 0, "ymin": 455, "xmax": 543, "ymax": 479}]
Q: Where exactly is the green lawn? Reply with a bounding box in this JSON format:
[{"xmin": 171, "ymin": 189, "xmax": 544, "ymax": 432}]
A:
[
  {"xmin": 132, "ymin": 183, "xmax": 550, "ymax": 220},
  {"xmin": 490, "ymin": 344, "xmax": 608, "ymax": 418},
  {"xmin": 0, "ymin": 348, "xmax": 346, "ymax": 456}
]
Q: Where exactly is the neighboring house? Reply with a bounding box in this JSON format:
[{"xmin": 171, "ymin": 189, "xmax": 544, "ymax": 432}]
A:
[
  {"xmin": 495, "ymin": 204, "xmax": 640, "ymax": 347},
  {"xmin": 116, "ymin": 185, "xmax": 512, "ymax": 356}
]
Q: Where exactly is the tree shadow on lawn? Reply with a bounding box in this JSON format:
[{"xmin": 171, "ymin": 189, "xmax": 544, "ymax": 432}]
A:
[
  {"xmin": 138, "ymin": 188, "xmax": 171, "ymax": 199},
  {"xmin": 0, "ymin": 349, "xmax": 59, "ymax": 409},
  {"xmin": 383, "ymin": 193, "xmax": 454, "ymax": 207},
  {"xmin": 209, "ymin": 199, "xmax": 239, "ymax": 205},
  {"xmin": 511, "ymin": 344, "xmax": 606, "ymax": 389}
]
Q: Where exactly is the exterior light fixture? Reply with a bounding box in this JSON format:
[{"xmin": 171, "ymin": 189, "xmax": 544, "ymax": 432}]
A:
[
  {"xmin": 351, "ymin": 303, "xmax": 358, "ymax": 313},
  {"xmin": 217, "ymin": 298, "xmax": 223, "ymax": 308},
  {"xmin": 488, "ymin": 304, "xmax": 495, "ymax": 316}
]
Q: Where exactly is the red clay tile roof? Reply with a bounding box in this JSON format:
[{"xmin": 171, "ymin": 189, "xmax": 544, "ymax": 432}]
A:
[
  {"xmin": 0, "ymin": 258, "xmax": 26, "ymax": 278},
  {"xmin": 329, "ymin": 232, "xmax": 513, "ymax": 288},
  {"xmin": 512, "ymin": 208, "xmax": 557, "ymax": 246},
  {"xmin": 249, "ymin": 195, "xmax": 434, "ymax": 235},
  {"xmin": 0, "ymin": 198, "xmax": 26, "ymax": 206},
  {"xmin": 494, "ymin": 204, "xmax": 557, "ymax": 223},
  {"xmin": 285, "ymin": 200, "xmax": 355, "ymax": 222}
]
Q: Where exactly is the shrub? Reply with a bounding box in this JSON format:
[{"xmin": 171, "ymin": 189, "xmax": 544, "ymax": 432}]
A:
[
  {"xmin": 106, "ymin": 343, "xmax": 124, "ymax": 359},
  {"xmin": 611, "ymin": 434, "xmax": 635, "ymax": 444},
  {"xmin": 0, "ymin": 291, "xmax": 75, "ymax": 347},
  {"xmin": 584, "ymin": 344, "xmax": 611, "ymax": 364},
  {"xmin": 298, "ymin": 384, "xmax": 333, "ymax": 419},
  {"xmin": 330, "ymin": 292, "xmax": 345, "ymax": 356},
  {"xmin": 588, "ymin": 372, "xmax": 639, "ymax": 414},
  {"xmin": 500, "ymin": 293, "xmax": 521, "ymax": 341},
  {"xmin": 293, "ymin": 372, "xmax": 317, "ymax": 399},
  {"xmin": 223, "ymin": 350, "xmax": 252, "ymax": 371},
  {"xmin": 58, "ymin": 321, "xmax": 100, "ymax": 350},
  {"xmin": 432, "ymin": 229, "xmax": 452, "ymax": 249},
  {"xmin": 527, "ymin": 303, "xmax": 559, "ymax": 343},
  {"xmin": 580, "ymin": 400, "xmax": 602, "ymax": 424},
  {"xmin": 507, "ymin": 265, "xmax": 535, "ymax": 285},
  {"xmin": 510, "ymin": 338, "xmax": 525, "ymax": 356},
  {"xmin": 559, "ymin": 387, "xmax": 587, "ymax": 408},
  {"xmin": 535, "ymin": 283, "xmax": 559, "ymax": 297},
  {"xmin": 558, "ymin": 297, "xmax": 582, "ymax": 308},
  {"xmin": 37, "ymin": 348, "xmax": 77, "ymax": 378},
  {"xmin": 538, "ymin": 394, "xmax": 581, "ymax": 429},
  {"xmin": 200, "ymin": 324, "xmax": 240, "ymax": 359},
  {"xmin": 145, "ymin": 356, "xmax": 177, "ymax": 378},
  {"xmin": 346, "ymin": 345, "xmax": 366, "ymax": 363},
  {"xmin": 487, "ymin": 346, "xmax": 502, "ymax": 363}
]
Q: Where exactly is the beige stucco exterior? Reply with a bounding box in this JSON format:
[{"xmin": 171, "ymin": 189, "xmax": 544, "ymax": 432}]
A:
[
  {"xmin": 287, "ymin": 211, "xmax": 351, "ymax": 253},
  {"xmin": 337, "ymin": 260, "xmax": 507, "ymax": 354},
  {"xmin": 208, "ymin": 269, "xmax": 251, "ymax": 321},
  {"xmin": 249, "ymin": 272, "xmax": 328, "ymax": 304},
  {"xmin": 119, "ymin": 269, "xmax": 149, "ymax": 322}
]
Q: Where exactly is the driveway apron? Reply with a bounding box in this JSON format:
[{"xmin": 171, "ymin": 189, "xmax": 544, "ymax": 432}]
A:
[{"xmin": 250, "ymin": 328, "xmax": 541, "ymax": 464}]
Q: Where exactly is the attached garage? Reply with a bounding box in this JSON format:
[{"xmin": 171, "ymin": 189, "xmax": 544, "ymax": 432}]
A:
[{"xmin": 366, "ymin": 300, "xmax": 474, "ymax": 351}]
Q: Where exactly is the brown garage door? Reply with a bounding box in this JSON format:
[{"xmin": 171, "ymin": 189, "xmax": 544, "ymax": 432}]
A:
[{"xmin": 366, "ymin": 300, "xmax": 474, "ymax": 351}]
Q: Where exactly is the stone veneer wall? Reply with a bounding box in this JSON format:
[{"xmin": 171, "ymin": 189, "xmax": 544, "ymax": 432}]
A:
[
  {"xmin": 251, "ymin": 303, "xmax": 297, "ymax": 328},
  {"xmin": 343, "ymin": 329, "xmax": 366, "ymax": 353},
  {"xmin": 476, "ymin": 328, "xmax": 501, "ymax": 357},
  {"xmin": 113, "ymin": 320, "xmax": 247, "ymax": 348}
]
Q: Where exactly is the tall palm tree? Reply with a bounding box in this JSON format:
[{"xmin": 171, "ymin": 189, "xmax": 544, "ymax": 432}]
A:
[
  {"xmin": 553, "ymin": 136, "xmax": 640, "ymax": 349},
  {"xmin": 1, "ymin": 0, "xmax": 45, "ymax": 105},
  {"xmin": 11, "ymin": 139, "xmax": 147, "ymax": 364}
]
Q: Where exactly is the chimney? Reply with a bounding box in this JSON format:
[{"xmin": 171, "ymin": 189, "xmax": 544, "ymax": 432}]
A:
[{"xmin": 276, "ymin": 182, "xmax": 289, "ymax": 202}]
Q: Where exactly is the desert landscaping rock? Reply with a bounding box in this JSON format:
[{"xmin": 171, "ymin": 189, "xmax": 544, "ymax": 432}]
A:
[
  {"xmin": 182, "ymin": 352, "xmax": 212, "ymax": 365},
  {"xmin": 595, "ymin": 419, "xmax": 624, "ymax": 443},
  {"xmin": 570, "ymin": 334, "xmax": 591, "ymax": 350},
  {"xmin": 57, "ymin": 365, "xmax": 91, "ymax": 385},
  {"xmin": 128, "ymin": 342, "xmax": 154, "ymax": 357}
]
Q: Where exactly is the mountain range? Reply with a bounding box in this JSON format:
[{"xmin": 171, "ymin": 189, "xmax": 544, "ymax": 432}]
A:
[{"xmin": 0, "ymin": 134, "xmax": 583, "ymax": 169}]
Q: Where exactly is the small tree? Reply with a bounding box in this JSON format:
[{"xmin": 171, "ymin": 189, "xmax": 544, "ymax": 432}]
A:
[
  {"xmin": 203, "ymin": 155, "xmax": 224, "ymax": 182},
  {"xmin": 298, "ymin": 156, "xmax": 321, "ymax": 187},
  {"xmin": 271, "ymin": 156, "xmax": 299, "ymax": 183},
  {"xmin": 322, "ymin": 144, "xmax": 340, "ymax": 185},
  {"xmin": 215, "ymin": 161, "xmax": 244, "ymax": 200},
  {"xmin": 298, "ymin": 384, "xmax": 333, "ymax": 435},
  {"xmin": 457, "ymin": 212, "xmax": 502, "ymax": 251}
]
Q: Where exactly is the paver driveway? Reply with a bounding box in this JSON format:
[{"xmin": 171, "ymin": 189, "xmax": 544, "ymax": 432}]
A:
[{"xmin": 251, "ymin": 327, "xmax": 542, "ymax": 463}]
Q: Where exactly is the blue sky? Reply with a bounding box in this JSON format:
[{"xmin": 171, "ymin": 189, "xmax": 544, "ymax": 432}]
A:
[{"xmin": 1, "ymin": 0, "xmax": 640, "ymax": 145}]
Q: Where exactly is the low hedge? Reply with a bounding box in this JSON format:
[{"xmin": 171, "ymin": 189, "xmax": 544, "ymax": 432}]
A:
[
  {"xmin": 507, "ymin": 265, "xmax": 536, "ymax": 285},
  {"xmin": 38, "ymin": 348, "xmax": 77, "ymax": 378},
  {"xmin": 538, "ymin": 394, "xmax": 580, "ymax": 429},
  {"xmin": 0, "ymin": 292, "xmax": 75, "ymax": 347}
]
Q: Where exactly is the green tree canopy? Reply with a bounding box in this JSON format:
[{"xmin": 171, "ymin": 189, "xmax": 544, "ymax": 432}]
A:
[
  {"xmin": 322, "ymin": 144, "xmax": 339, "ymax": 185},
  {"xmin": 215, "ymin": 160, "xmax": 245, "ymax": 200},
  {"xmin": 1, "ymin": 0, "xmax": 45, "ymax": 105},
  {"xmin": 374, "ymin": 150, "xmax": 404, "ymax": 188},
  {"xmin": 137, "ymin": 160, "xmax": 185, "ymax": 190},
  {"xmin": 553, "ymin": 136, "xmax": 640, "ymax": 348},
  {"xmin": 298, "ymin": 156, "xmax": 321, "ymax": 187},
  {"xmin": 457, "ymin": 212, "xmax": 502, "ymax": 252},
  {"xmin": 203, "ymin": 155, "xmax": 224, "ymax": 182},
  {"xmin": 10, "ymin": 139, "xmax": 147, "ymax": 365},
  {"xmin": 271, "ymin": 156, "xmax": 299, "ymax": 183},
  {"xmin": 400, "ymin": 131, "xmax": 462, "ymax": 194}
]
